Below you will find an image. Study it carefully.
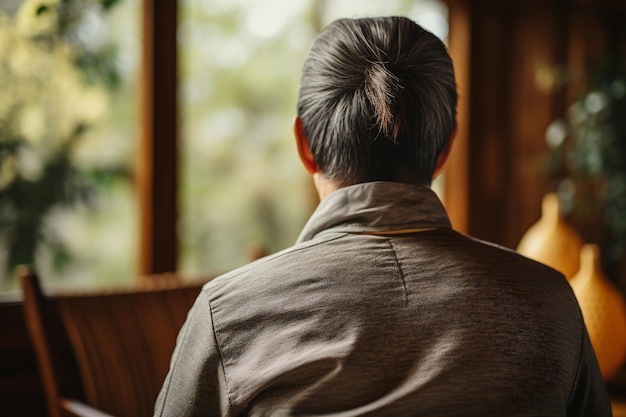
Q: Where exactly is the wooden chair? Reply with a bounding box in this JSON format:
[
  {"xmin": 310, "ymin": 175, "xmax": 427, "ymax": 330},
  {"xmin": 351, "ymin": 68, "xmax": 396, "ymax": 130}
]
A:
[{"xmin": 20, "ymin": 266, "xmax": 209, "ymax": 417}]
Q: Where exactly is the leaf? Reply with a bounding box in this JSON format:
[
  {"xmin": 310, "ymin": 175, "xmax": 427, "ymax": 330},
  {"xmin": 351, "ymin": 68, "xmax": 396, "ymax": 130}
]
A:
[{"xmin": 100, "ymin": 0, "xmax": 122, "ymax": 10}]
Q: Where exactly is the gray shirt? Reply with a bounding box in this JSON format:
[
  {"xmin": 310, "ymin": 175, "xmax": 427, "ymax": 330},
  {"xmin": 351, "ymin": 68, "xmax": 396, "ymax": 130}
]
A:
[{"xmin": 155, "ymin": 182, "xmax": 611, "ymax": 416}]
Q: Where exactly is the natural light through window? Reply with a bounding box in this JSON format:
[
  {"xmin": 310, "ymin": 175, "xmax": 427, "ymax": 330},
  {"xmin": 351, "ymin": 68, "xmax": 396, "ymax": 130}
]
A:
[
  {"xmin": 179, "ymin": 0, "xmax": 448, "ymax": 275},
  {"xmin": 0, "ymin": 0, "xmax": 139, "ymax": 292}
]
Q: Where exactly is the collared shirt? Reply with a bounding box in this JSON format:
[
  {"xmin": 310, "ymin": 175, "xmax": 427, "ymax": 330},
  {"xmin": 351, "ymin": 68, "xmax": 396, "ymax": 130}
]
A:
[{"xmin": 155, "ymin": 182, "xmax": 611, "ymax": 417}]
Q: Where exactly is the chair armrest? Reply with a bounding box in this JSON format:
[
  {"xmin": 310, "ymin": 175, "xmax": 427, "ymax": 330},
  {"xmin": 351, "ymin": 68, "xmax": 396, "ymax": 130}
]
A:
[{"xmin": 61, "ymin": 398, "xmax": 116, "ymax": 417}]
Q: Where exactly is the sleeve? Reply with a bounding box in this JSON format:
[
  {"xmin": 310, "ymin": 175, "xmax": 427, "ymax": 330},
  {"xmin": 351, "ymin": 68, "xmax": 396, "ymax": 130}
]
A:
[
  {"xmin": 566, "ymin": 325, "xmax": 613, "ymax": 417},
  {"xmin": 154, "ymin": 291, "xmax": 230, "ymax": 417}
]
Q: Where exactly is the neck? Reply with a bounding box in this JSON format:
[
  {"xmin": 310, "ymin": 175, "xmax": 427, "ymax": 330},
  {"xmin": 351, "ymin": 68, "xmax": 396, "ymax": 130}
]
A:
[{"xmin": 313, "ymin": 173, "xmax": 340, "ymax": 200}]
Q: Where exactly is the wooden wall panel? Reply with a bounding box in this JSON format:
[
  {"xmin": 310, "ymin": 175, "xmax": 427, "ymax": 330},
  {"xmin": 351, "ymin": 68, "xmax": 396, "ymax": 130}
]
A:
[
  {"xmin": 466, "ymin": 2, "xmax": 515, "ymax": 245},
  {"xmin": 445, "ymin": 0, "xmax": 626, "ymax": 250},
  {"xmin": 506, "ymin": 3, "xmax": 566, "ymax": 248}
]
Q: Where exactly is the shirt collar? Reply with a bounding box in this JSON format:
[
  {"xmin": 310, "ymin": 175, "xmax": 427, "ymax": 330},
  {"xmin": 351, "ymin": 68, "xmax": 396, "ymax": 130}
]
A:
[{"xmin": 296, "ymin": 181, "xmax": 452, "ymax": 243}]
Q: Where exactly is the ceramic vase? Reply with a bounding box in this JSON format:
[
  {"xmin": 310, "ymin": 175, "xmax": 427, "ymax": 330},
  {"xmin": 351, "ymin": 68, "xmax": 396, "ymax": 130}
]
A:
[
  {"xmin": 570, "ymin": 244, "xmax": 626, "ymax": 380},
  {"xmin": 517, "ymin": 193, "xmax": 584, "ymax": 280}
]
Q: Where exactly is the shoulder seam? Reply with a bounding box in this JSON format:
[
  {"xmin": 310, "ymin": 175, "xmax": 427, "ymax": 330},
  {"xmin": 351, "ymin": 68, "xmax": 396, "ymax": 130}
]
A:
[
  {"xmin": 565, "ymin": 302, "xmax": 586, "ymax": 408},
  {"xmin": 206, "ymin": 294, "xmax": 234, "ymax": 411},
  {"xmin": 154, "ymin": 297, "xmax": 196, "ymax": 416}
]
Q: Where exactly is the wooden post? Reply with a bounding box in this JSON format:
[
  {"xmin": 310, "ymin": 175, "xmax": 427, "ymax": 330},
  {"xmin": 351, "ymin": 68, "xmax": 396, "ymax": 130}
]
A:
[
  {"xmin": 444, "ymin": 0, "xmax": 471, "ymax": 234},
  {"xmin": 138, "ymin": 0, "xmax": 178, "ymax": 274}
]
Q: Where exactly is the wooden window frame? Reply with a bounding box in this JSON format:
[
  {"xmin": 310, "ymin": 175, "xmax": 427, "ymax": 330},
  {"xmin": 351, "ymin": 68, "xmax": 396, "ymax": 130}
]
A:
[{"xmin": 138, "ymin": 0, "xmax": 178, "ymax": 274}]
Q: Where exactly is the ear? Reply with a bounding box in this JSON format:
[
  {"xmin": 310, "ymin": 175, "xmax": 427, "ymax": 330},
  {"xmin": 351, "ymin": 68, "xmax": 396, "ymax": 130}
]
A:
[
  {"xmin": 294, "ymin": 117, "xmax": 319, "ymax": 175},
  {"xmin": 432, "ymin": 129, "xmax": 457, "ymax": 179}
]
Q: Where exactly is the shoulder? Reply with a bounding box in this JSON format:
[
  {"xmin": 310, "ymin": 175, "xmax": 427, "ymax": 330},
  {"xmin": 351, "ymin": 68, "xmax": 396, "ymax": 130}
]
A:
[
  {"xmin": 200, "ymin": 231, "xmax": 349, "ymax": 302},
  {"xmin": 454, "ymin": 229, "xmax": 569, "ymax": 279},
  {"xmin": 436, "ymin": 229, "xmax": 582, "ymax": 317}
]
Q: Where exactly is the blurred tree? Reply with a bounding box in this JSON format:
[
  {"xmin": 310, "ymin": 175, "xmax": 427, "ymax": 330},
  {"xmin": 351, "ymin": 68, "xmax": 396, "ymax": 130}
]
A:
[{"xmin": 0, "ymin": 0, "xmax": 125, "ymax": 283}]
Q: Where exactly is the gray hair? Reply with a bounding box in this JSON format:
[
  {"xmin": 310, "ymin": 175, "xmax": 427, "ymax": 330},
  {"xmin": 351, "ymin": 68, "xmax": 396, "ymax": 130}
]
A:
[{"xmin": 297, "ymin": 16, "xmax": 457, "ymax": 186}]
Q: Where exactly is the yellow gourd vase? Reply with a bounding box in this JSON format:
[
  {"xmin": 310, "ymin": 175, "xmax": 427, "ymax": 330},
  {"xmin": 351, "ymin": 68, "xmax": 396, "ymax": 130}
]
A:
[
  {"xmin": 517, "ymin": 193, "xmax": 583, "ymax": 280},
  {"xmin": 570, "ymin": 244, "xmax": 626, "ymax": 380}
]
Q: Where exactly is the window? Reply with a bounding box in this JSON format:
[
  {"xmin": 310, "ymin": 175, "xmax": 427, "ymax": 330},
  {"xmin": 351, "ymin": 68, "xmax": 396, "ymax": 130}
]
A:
[
  {"xmin": 0, "ymin": 0, "xmax": 448, "ymax": 292},
  {"xmin": 179, "ymin": 0, "xmax": 449, "ymax": 274},
  {"xmin": 0, "ymin": 0, "xmax": 140, "ymax": 291}
]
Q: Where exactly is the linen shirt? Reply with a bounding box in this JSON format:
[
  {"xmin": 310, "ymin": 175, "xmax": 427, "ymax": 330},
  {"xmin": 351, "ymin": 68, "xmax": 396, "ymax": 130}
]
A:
[{"xmin": 155, "ymin": 182, "xmax": 611, "ymax": 416}]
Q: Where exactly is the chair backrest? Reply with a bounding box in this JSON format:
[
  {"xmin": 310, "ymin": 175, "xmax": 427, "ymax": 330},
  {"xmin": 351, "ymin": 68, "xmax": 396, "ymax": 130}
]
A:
[{"xmin": 20, "ymin": 267, "xmax": 207, "ymax": 417}]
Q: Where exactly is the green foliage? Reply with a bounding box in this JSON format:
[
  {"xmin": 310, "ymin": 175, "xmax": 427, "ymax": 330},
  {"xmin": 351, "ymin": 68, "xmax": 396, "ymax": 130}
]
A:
[
  {"xmin": 0, "ymin": 0, "xmax": 123, "ymax": 277},
  {"xmin": 547, "ymin": 62, "xmax": 626, "ymax": 262},
  {"xmin": 100, "ymin": 0, "xmax": 121, "ymax": 10}
]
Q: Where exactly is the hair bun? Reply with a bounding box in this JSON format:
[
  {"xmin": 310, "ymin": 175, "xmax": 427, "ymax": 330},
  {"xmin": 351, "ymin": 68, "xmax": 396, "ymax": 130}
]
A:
[{"xmin": 364, "ymin": 61, "xmax": 402, "ymax": 143}]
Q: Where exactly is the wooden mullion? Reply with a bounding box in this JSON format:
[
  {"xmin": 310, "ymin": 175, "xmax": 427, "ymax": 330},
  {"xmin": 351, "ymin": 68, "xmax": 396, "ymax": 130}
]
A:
[{"xmin": 138, "ymin": 0, "xmax": 178, "ymax": 274}]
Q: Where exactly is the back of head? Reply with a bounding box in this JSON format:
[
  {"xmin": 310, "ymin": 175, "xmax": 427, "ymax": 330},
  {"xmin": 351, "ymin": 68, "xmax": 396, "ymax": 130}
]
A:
[{"xmin": 297, "ymin": 16, "xmax": 457, "ymax": 186}]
